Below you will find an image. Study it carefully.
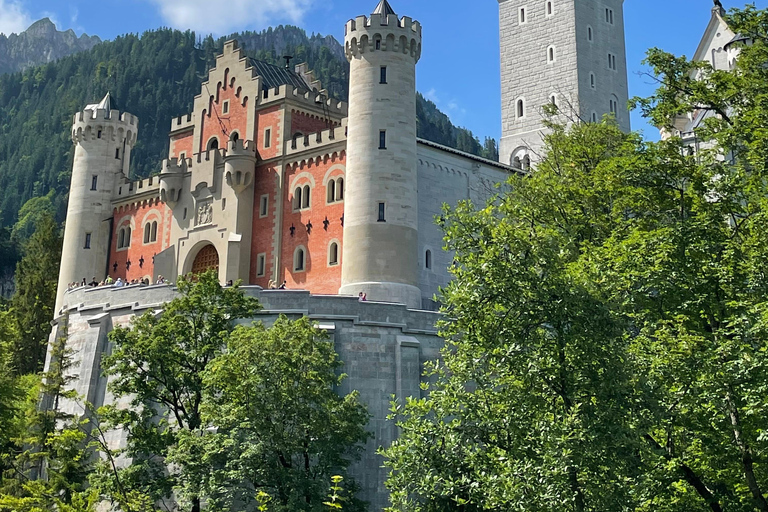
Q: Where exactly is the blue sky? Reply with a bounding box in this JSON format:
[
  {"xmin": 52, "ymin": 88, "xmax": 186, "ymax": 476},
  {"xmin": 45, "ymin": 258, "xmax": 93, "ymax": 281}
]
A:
[{"xmin": 0, "ymin": 0, "xmax": 765, "ymax": 142}]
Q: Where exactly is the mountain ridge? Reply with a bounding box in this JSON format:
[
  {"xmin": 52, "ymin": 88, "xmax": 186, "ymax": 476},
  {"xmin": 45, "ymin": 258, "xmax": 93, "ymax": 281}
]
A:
[{"xmin": 0, "ymin": 18, "xmax": 101, "ymax": 75}]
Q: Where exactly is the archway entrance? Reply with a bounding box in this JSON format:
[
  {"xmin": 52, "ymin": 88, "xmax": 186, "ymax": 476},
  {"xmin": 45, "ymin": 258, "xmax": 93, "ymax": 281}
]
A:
[{"xmin": 191, "ymin": 244, "xmax": 219, "ymax": 275}]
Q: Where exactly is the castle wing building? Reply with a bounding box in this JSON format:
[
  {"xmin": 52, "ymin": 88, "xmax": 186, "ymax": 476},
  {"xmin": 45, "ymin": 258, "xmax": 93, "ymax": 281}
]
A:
[{"xmin": 55, "ymin": 3, "xmax": 516, "ymax": 313}]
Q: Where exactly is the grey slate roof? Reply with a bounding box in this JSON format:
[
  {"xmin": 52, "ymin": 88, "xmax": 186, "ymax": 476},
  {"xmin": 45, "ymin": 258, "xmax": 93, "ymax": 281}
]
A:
[
  {"xmin": 85, "ymin": 92, "xmax": 112, "ymax": 113},
  {"xmin": 373, "ymin": 0, "xmax": 397, "ymax": 16},
  {"xmin": 249, "ymin": 59, "xmax": 311, "ymax": 92}
]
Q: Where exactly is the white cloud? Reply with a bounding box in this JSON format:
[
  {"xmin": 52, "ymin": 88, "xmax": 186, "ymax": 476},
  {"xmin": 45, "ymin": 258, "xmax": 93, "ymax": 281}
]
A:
[
  {"xmin": 0, "ymin": 0, "xmax": 33, "ymax": 36},
  {"xmin": 149, "ymin": 0, "xmax": 314, "ymax": 35}
]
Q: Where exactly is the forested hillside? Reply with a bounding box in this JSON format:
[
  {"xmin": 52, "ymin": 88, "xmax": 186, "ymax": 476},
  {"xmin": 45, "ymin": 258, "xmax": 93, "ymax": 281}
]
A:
[{"xmin": 0, "ymin": 25, "xmax": 495, "ymax": 238}]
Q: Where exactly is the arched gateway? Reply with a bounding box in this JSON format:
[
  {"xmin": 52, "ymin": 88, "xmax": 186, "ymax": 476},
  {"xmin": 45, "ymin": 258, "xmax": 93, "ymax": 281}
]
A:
[{"xmin": 190, "ymin": 244, "xmax": 219, "ymax": 274}]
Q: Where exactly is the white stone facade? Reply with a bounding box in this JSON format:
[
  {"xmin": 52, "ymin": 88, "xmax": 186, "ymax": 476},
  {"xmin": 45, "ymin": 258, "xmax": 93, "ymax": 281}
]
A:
[{"xmin": 498, "ymin": 0, "xmax": 630, "ymax": 166}]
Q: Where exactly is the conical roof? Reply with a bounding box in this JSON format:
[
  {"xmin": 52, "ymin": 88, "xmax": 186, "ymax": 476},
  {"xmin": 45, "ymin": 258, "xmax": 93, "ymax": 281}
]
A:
[
  {"xmin": 373, "ymin": 0, "xmax": 396, "ymax": 16},
  {"xmin": 85, "ymin": 92, "xmax": 112, "ymax": 113}
]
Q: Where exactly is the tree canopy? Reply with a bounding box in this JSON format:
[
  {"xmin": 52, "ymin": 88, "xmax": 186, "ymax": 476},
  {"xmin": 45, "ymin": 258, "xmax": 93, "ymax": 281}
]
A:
[{"xmin": 384, "ymin": 6, "xmax": 768, "ymax": 511}]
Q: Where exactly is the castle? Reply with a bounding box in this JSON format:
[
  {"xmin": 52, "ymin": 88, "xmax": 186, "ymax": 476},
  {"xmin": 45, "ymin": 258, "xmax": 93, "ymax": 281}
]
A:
[{"xmin": 49, "ymin": 1, "xmax": 630, "ymax": 509}]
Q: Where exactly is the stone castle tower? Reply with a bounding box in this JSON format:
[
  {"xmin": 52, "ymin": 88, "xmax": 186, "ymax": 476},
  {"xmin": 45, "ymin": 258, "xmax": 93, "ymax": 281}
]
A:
[
  {"xmin": 498, "ymin": 0, "xmax": 630, "ymax": 166},
  {"xmin": 339, "ymin": 0, "xmax": 423, "ymax": 308},
  {"xmin": 55, "ymin": 94, "xmax": 138, "ymax": 310}
]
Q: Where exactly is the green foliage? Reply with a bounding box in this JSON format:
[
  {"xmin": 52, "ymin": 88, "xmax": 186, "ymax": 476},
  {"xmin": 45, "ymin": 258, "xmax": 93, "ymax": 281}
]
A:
[
  {"xmin": 3, "ymin": 212, "xmax": 61, "ymax": 375},
  {"xmin": 101, "ymin": 271, "xmax": 368, "ymax": 511},
  {"xmin": 0, "ymin": 315, "xmax": 95, "ymax": 512},
  {"xmin": 385, "ymin": 9, "xmax": 768, "ymax": 508},
  {"xmin": 383, "ymin": 120, "xmax": 645, "ymax": 512},
  {"xmin": 186, "ymin": 316, "xmax": 370, "ymax": 511}
]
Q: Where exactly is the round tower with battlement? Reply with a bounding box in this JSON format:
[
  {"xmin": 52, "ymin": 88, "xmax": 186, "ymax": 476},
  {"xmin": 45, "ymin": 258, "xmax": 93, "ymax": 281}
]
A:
[
  {"xmin": 55, "ymin": 94, "xmax": 138, "ymax": 311},
  {"xmin": 339, "ymin": 0, "xmax": 423, "ymax": 308}
]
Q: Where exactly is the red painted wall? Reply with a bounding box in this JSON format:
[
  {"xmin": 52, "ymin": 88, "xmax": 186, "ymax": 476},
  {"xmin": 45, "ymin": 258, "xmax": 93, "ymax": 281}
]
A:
[
  {"xmin": 279, "ymin": 152, "xmax": 345, "ymax": 293},
  {"xmin": 200, "ymin": 77, "xmax": 251, "ymax": 152},
  {"xmin": 170, "ymin": 131, "xmax": 193, "ymax": 159},
  {"xmin": 250, "ymin": 162, "xmax": 280, "ymax": 286},
  {"xmin": 256, "ymin": 105, "xmax": 282, "ymax": 160},
  {"xmin": 110, "ymin": 199, "xmax": 169, "ymax": 282},
  {"xmin": 290, "ymin": 110, "xmax": 338, "ymax": 140}
]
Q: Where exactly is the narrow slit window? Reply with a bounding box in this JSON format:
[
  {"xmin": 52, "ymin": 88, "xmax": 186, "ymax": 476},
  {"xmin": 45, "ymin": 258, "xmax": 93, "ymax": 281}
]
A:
[
  {"xmin": 329, "ymin": 242, "xmax": 339, "ymax": 265},
  {"xmin": 379, "ymin": 130, "xmax": 386, "ymax": 150},
  {"xmin": 91, "ymin": 175, "xmax": 98, "ymax": 191},
  {"xmin": 257, "ymin": 253, "xmax": 266, "ymax": 276},
  {"xmin": 264, "ymin": 128, "xmax": 271, "ymax": 148},
  {"xmin": 144, "ymin": 223, "xmax": 151, "ymax": 244},
  {"xmin": 115, "ymin": 148, "xmax": 120, "ymax": 159},
  {"xmin": 222, "ymin": 100, "xmax": 229, "ymax": 114},
  {"xmin": 302, "ymin": 185, "xmax": 310, "ymax": 209},
  {"xmin": 425, "ymin": 250, "xmax": 432, "ymax": 269},
  {"xmin": 294, "ymin": 248, "xmax": 305, "ymax": 271},
  {"xmin": 590, "ymin": 72, "xmax": 595, "ymax": 88},
  {"xmin": 260, "ymin": 195, "xmax": 269, "ymax": 217},
  {"xmin": 84, "ymin": 233, "xmax": 91, "ymax": 249},
  {"xmin": 378, "ymin": 202, "xmax": 386, "ymax": 222},
  {"xmin": 588, "ymin": 26, "xmax": 593, "ymax": 41},
  {"xmin": 548, "ymin": 46, "xmax": 555, "ymax": 62},
  {"xmin": 519, "ymin": 7, "xmax": 526, "ymax": 24},
  {"xmin": 380, "ymin": 66, "xmax": 387, "ymax": 84},
  {"xmin": 517, "ymin": 98, "xmax": 525, "ymax": 118},
  {"xmin": 546, "ymin": 1, "xmax": 553, "ymax": 16},
  {"xmin": 151, "ymin": 221, "xmax": 158, "ymax": 242}
]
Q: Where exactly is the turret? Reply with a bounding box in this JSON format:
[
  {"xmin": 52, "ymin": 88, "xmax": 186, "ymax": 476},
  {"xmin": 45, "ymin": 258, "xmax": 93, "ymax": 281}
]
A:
[
  {"xmin": 339, "ymin": 0, "xmax": 423, "ymax": 308},
  {"xmin": 55, "ymin": 94, "xmax": 138, "ymax": 311}
]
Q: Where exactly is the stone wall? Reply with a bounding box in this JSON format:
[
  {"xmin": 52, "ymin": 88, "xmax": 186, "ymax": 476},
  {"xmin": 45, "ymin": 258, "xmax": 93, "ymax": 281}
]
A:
[{"xmin": 51, "ymin": 285, "xmax": 444, "ymax": 511}]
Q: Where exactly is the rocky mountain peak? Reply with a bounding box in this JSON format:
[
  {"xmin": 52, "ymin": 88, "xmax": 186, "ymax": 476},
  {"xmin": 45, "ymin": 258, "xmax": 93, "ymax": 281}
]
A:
[{"xmin": 0, "ymin": 18, "xmax": 101, "ymax": 75}]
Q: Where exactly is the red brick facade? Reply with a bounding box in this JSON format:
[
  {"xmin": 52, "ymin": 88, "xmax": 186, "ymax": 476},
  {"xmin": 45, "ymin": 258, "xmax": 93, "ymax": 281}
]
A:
[
  {"xmin": 280, "ymin": 152, "xmax": 345, "ymax": 293},
  {"xmin": 110, "ymin": 199, "xmax": 169, "ymax": 282}
]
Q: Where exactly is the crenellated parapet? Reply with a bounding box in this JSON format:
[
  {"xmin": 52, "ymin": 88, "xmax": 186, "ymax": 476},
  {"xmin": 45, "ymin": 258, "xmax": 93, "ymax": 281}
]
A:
[
  {"xmin": 344, "ymin": 13, "xmax": 422, "ymax": 63},
  {"xmin": 284, "ymin": 121, "xmax": 347, "ymax": 158},
  {"xmin": 169, "ymin": 112, "xmax": 194, "ymax": 134},
  {"xmin": 72, "ymin": 108, "xmax": 139, "ymax": 147},
  {"xmin": 261, "ymin": 82, "xmax": 348, "ymax": 116},
  {"xmin": 113, "ymin": 175, "xmax": 162, "ymax": 202}
]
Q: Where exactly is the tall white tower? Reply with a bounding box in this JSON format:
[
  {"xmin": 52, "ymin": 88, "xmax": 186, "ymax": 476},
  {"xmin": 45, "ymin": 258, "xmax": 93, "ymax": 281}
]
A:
[
  {"xmin": 339, "ymin": 0, "xmax": 422, "ymax": 308},
  {"xmin": 498, "ymin": 0, "xmax": 630, "ymax": 166},
  {"xmin": 55, "ymin": 94, "xmax": 138, "ymax": 311}
]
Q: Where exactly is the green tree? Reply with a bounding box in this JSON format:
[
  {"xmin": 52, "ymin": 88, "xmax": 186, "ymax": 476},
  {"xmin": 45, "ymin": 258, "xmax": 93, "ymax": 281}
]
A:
[
  {"xmin": 6, "ymin": 212, "xmax": 61, "ymax": 375},
  {"xmin": 180, "ymin": 316, "xmax": 370, "ymax": 512},
  {"xmin": 383, "ymin": 119, "xmax": 647, "ymax": 512},
  {"xmin": 101, "ymin": 270, "xmax": 261, "ymax": 512},
  {"xmin": 0, "ymin": 314, "xmax": 96, "ymax": 512}
]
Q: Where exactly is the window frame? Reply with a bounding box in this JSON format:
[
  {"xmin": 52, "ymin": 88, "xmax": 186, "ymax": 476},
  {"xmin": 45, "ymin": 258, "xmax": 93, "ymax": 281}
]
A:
[
  {"xmin": 264, "ymin": 128, "xmax": 271, "ymax": 149},
  {"xmin": 380, "ymin": 66, "xmax": 387, "ymax": 84},
  {"xmin": 84, "ymin": 232, "xmax": 91, "ymax": 249},
  {"xmin": 379, "ymin": 130, "xmax": 387, "ymax": 150},
  {"xmin": 293, "ymin": 246, "xmax": 306, "ymax": 272},
  {"xmin": 328, "ymin": 242, "xmax": 339, "ymax": 266},
  {"xmin": 259, "ymin": 194, "xmax": 269, "ymax": 217},
  {"xmin": 377, "ymin": 202, "xmax": 386, "ymax": 222},
  {"xmin": 256, "ymin": 253, "xmax": 267, "ymax": 277}
]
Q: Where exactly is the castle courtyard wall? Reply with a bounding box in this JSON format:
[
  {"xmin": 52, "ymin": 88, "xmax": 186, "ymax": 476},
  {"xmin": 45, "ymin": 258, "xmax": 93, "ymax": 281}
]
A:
[{"xmin": 51, "ymin": 285, "xmax": 443, "ymax": 511}]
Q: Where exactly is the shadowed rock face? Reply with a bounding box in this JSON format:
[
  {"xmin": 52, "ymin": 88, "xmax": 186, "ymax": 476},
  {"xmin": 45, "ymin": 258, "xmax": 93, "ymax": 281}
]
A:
[{"xmin": 0, "ymin": 18, "xmax": 101, "ymax": 76}]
